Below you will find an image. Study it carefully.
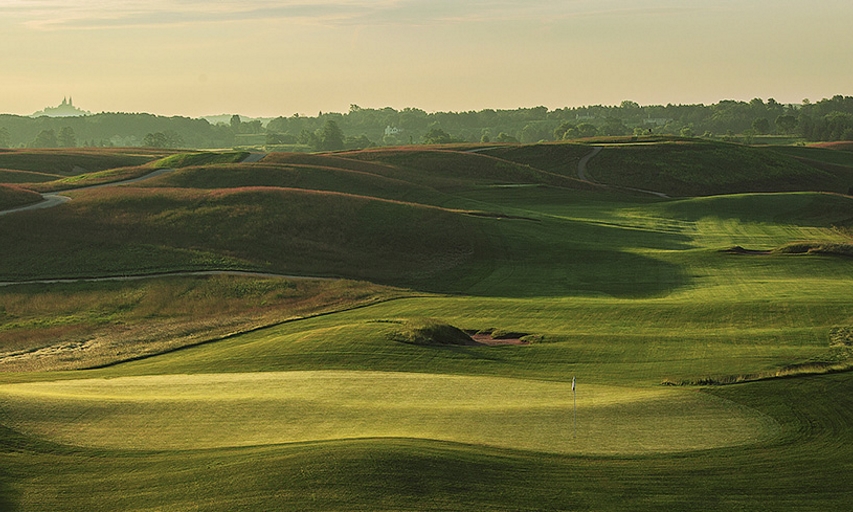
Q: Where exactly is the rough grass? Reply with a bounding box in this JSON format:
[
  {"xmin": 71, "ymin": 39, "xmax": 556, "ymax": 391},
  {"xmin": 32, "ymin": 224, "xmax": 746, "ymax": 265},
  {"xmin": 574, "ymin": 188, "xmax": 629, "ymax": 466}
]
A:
[
  {"xmin": 28, "ymin": 165, "xmax": 157, "ymax": 193},
  {"xmin": 390, "ymin": 317, "xmax": 475, "ymax": 346},
  {"xmin": 0, "ymin": 276, "xmax": 408, "ymax": 372},
  {"xmin": 0, "ymin": 148, "xmax": 166, "ymax": 175},
  {"xmin": 0, "ymin": 185, "xmax": 42, "ymax": 211}
]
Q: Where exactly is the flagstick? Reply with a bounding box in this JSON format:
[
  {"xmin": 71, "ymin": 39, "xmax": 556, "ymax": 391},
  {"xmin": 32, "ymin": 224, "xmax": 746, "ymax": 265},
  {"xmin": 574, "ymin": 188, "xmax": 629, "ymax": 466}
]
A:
[{"xmin": 572, "ymin": 376, "xmax": 577, "ymax": 440}]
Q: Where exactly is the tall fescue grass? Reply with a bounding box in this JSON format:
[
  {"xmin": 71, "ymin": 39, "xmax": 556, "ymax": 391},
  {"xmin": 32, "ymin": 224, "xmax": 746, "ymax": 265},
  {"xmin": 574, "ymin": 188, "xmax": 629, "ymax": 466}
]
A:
[
  {"xmin": 0, "ymin": 184, "xmax": 42, "ymax": 210},
  {"xmin": 0, "ymin": 276, "xmax": 408, "ymax": 371}
]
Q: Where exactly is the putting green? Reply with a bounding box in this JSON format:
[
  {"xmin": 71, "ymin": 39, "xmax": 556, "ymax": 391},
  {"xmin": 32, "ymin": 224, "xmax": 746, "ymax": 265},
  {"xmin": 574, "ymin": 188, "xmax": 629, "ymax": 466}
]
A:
[{"xmin": 0, "ymin": 371, "xmax": 779, "ymax": 455}]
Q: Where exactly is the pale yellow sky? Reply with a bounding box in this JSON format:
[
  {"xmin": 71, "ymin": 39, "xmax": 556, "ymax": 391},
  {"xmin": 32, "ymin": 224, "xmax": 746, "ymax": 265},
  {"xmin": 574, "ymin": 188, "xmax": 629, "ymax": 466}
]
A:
[{"xmin": 1, "ymin": 1, "xmax": 851, "ymax": 117}]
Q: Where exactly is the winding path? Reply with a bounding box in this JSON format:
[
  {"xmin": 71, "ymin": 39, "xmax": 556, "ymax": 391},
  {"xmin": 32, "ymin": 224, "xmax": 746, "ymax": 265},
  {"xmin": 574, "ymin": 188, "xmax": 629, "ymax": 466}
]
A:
[
  {"xmin": 0, "ymin": 152, "xmax": 266, "ymax": 217},
  {"xmin": 0, "ymin": 167, "xmax": 176, "ymax": 217},
  {"xmin": 577, "ymin": 146, "xmax": 603, "ymax": 182}
]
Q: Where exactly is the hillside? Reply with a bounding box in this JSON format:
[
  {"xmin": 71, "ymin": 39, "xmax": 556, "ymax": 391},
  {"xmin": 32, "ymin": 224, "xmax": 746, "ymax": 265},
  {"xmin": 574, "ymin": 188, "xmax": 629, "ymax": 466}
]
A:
[
  {"xmin": 2, "ymin": 143, "xmax": 853, "ymax": 511},
  {"xmin": 587, "ymin": 140, "xmax": 853, "ymax": 196}
]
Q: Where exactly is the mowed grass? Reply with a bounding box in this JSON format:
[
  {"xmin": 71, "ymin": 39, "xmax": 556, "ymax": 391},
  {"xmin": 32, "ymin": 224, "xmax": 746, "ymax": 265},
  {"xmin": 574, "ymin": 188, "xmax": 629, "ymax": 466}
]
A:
[
  {"xmin": 0, "ymin": 371, "xmax": 775, "ymax": 455},
  {"xmin": 1, "ymin": 374, "xmax": 851, "ymax": 511},
  {"xmin": 3, "ymin": 145, "xmax": 853, "ymax": 510}
]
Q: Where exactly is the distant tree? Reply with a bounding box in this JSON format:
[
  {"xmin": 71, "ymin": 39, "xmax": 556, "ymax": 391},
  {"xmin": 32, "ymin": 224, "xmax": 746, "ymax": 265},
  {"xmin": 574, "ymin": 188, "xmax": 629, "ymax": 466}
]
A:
[
  {"xmin": 494, "ymin": 132, "xmax": 519, "ymax": 143},
  {"xmin": 163, "ymin": 130, "xmax": 185, "ymax": 148},
  {"xmin": 0, "ymin": 127, "xmax": 9, "ymax": 148},
  {"xmin": 266, "ymin": 132, "xmax": 298, "ymax": 145},
  {"xmin": 241, "ymin": 120, "xmax": 263, "ymax": 134},
  {"xmin": 554, "ymin": 122, "xmax": 576, "ymax": 140},
  {"xmin": 775, "ymin": 115, "xmax": 798, "ymax": 135},
  {"xmin": 143, "ymin": 132, "xmax": 168, "ymax": 148},
  {"xmin": 423, "ymin": 127, "xmax": 453, "ymax": 144},
  {"xmin": 230, "ymin": 114, "xmax": 242, "ymax": 133},
  {"xmin": 298, "ymin": 129, "xmax": 320, "ymax": 149},
  {"xmin": 320, "ymin": 120, "xmax": 345, "ymax": 151},
  {"xmin": 344, "ymin": 134, "xmax": 373, "ymax": 150},
  {"xmin": 752, "ymin": 118, "xmax": 771, "ymax": 135},
  {"xmin": 680, "ymin": 126, "xmax": 695, "ymax": 138},
  {"xmin": 576, "ymin": 123, "xmax": 599, "ymax": 138},
  {"xmin": 480, "ymin": 133, "xmax": 491, "ymax": 143},
  {"xmin": 31, "ymin": 129, "xmax": 58, "ymax": 148},
  {"xmin": 58, "ymin": 126, "xmax": 77, "ymax": 147},
  {"xmin": 601, "ymin": 118, "xmax": 630, "ymax": 137}
]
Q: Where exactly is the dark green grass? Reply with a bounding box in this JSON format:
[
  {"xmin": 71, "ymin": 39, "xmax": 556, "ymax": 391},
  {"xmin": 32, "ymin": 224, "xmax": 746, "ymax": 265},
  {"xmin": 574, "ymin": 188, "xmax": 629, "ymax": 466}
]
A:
[
  {"xmin": 0, "ymin": 148, "xmax": 165, "ymax": 176},
  {"xmin": 337, "ymin": 148, "xmax": 591, "ymax": 191},
  {"xmin": 478, "ymin": 142, "xmax": 598, "ymax": 177},
  {"xmin": 0, "ymin": 186, "xmax": 490, "ymax": 289},
  {"xmin": 0, "ymin": 169, "xmax": 62, "ymax": 184},
  {"xmin": 139, "ymin": 162, "xmax": 449, "ymax": 205},
  {"xmin": 590, "ymin": 141, "xmax": 848, "ymax": 196},
  {"xmin": 772, "ymin": 145, "xmax": 853, "ymax": 168},
  {"xmin": 2, "ymin": 374, "xmax": 851, "ymax": 511}
]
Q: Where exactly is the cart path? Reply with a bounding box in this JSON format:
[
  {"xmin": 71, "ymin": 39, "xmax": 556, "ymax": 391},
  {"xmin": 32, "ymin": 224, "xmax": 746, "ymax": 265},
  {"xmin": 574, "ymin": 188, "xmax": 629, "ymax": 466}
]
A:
[
  {"xmin": 577, "ymin": 146, "xmax": 603, "ymax": 182},
  {"xmin": 0, "ymin": 167, "xmax": 176, "ymax": 216},
  {"xmin": 0, "ymin": 152, "xmax": 266, "ymax": 217}
]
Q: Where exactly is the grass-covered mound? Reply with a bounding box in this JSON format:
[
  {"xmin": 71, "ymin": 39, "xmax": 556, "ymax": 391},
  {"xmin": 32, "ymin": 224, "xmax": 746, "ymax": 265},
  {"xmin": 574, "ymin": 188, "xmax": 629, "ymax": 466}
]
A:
[
  {"xmin": 590, "ymin": 140, "xmax": 850, "ymax": 196},
  {"xmin": 152, "ymin": 151, "xmax": 249, "ymax": 169},
  {"xmin": 0, "ymin": 148, "xmax": 166, "ymax": 176},
  {"xmin": 478, "ymin": 142, "xmax": 598, "ymax": 177},
  {"xmin": 0, "ymin": 186, "xmax": 488, "ymax": 288},
  {"xmin": 391, "ymin": 318, "xmax": 475, "ymax": 346},
  {"xmin": 337, "ymin": 148, "xmax": 590, "ymax": 190},
  {"xmin": 0, "ymin": 184, "xmax": 42, "ymax": 211},
  {"xmin": 139, "ymin": 162, "xmax": 442, "ymax": 204}
]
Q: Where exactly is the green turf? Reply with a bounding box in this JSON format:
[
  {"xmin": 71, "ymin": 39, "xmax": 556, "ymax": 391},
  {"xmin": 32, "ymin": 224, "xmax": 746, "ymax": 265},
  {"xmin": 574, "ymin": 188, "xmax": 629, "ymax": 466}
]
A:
[
  {"xmin": 151, "ymin": 151, "xmax": 250, "ymax": 169},
  {"xmin": 3, "ymin": 144, "xmax": 853, "ymax": 510}
]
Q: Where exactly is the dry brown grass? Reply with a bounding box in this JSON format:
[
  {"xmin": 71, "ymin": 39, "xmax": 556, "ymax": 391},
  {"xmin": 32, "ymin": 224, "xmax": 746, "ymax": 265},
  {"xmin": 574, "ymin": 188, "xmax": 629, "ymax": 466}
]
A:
[{"xmin": 0, "ymin": 275, "xmax": 411, "ymax": 372}]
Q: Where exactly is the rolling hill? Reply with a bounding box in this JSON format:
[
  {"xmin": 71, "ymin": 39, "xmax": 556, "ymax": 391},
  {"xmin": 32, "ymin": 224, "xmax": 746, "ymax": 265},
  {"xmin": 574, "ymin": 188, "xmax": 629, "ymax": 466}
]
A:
[{"xmin": 1, "ymin": 141, "xmax": 853, "ymax": 511}]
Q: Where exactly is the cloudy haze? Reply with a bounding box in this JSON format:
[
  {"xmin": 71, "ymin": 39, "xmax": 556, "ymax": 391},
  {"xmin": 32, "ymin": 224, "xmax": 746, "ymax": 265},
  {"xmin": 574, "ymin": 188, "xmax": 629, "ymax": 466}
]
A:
[{"xmin": 1, "ymin": 0, "xmax": 851, "ymax": 116}]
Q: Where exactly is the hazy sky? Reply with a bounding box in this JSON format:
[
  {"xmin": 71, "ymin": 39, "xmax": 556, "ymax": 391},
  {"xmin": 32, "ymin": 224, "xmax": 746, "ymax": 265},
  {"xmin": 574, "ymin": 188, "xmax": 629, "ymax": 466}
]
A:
[{"xmin": 1, "ymin": 0, "xmax": 851, "ymax": 117}]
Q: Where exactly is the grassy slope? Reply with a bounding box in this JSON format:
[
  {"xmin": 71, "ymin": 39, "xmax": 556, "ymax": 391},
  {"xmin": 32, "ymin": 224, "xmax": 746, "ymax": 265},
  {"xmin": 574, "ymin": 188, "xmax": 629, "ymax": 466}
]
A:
[
  {"xmin": 0, "ymin": 148, "xmax": 166, "ymax": 176},
  {"xmin": 2, "ymin": 145, "xmax": 853, "ymax": 510},
  {"xmin": 0, "ymin": 276, "xmax": 407, "ymax": 372},
  {"xmin": 0, "ymin": 185, "xmax": 42, "ymax": 211},
  {"xmin": 589, "ymin": 140, "xmax": 852, "ymax": 196}
]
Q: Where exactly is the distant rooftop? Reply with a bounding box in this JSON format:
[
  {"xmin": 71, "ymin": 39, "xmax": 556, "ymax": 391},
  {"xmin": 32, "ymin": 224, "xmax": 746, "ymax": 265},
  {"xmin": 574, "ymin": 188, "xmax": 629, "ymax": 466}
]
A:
[{"xmin": 31, "ymin": 97, "xmax": 91, "ymax": 118}]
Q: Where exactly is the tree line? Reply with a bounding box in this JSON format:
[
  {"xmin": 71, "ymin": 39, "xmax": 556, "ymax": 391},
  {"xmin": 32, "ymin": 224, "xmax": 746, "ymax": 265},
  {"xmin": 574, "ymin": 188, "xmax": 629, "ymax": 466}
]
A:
[{"xmin": 1, "ymin": 95, "xmax": 852, "ymax": 150}]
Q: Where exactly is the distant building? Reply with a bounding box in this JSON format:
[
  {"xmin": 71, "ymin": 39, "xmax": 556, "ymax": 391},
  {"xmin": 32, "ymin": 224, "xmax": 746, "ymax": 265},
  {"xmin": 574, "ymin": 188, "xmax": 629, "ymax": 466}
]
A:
[
  {"xmin": 385, "ymin": 125, "xmax": 403, "ymax": 136},
  {"xmin": 31, "ymin": 97, "xmax": 91, "ymax": 118}
]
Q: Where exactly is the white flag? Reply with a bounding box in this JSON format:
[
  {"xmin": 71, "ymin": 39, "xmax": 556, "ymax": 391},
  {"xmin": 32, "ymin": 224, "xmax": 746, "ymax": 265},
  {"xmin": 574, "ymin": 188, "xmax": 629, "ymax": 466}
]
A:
[{"xmin": 572, "ymin": 376, "xmax": 575, "ymax": 392}]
